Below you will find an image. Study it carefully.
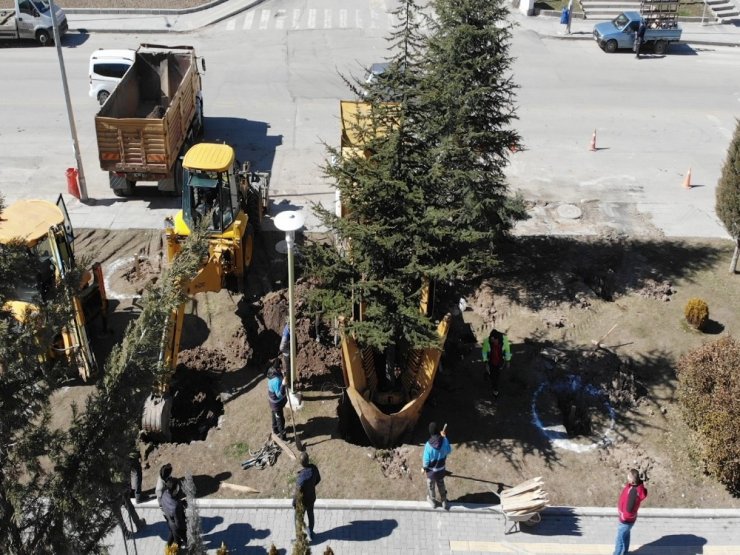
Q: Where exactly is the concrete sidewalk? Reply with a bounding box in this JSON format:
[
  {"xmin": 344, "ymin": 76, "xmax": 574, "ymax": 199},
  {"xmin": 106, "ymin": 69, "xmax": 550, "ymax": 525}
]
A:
[
  {"xmin": 62, "ymin": 0, "xmax": 740, "ymax": 48},
  {"xmin": 109, "ymin": 499, "xmax": 740, "ymax": 554}
]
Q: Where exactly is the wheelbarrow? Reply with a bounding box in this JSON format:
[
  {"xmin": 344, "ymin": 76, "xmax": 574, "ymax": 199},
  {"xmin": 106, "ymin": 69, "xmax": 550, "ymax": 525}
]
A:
[{"xmin": 496, "ymin": 476, "xmax": 549, "ymax": 534}]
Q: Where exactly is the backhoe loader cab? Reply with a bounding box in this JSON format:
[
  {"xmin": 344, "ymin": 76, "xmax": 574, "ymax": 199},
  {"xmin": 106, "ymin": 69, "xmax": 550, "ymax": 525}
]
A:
[
  {"xmin": 165, "ymin": 142, "xmax": 270, "ymax": 294},
  {"xmin": 0, "ymin": 197, "xmax": 107, "ymax": 381}
]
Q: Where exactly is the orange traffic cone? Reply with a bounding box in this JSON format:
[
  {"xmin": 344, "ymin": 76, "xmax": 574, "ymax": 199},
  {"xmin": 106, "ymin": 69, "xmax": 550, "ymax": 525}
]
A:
[
  {"xmin": 589, "ymin": 129, "xmax": 597, "ymax": 152},
  {"xmin": 682, "ymin": 168, "xmax": 692, "ymax": 189}
]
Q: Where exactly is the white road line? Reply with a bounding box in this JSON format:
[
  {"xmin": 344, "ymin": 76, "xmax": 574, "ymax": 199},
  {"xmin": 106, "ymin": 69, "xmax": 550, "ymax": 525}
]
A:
[
  {"xmin": 324, "ymin": 8, "xmax": 332, "ymax": 28},
  {"xmin": 226, "ymin": 19, "xmax": 235, "ymax": 31},
  {"xmin": 243, "ymin": 11, "xmax": 254, "ymax": 30},
  {"xmin": 275, "ymin": 9, "xmax": 286, "ymax": 29},
  {"xmin": 291, "ymin": 8, "xmax": 301, "ymax": 29},
  {"xmin": 259, "ymin": 9, "xmax": 270, "ymax": 30},
  {"xmin": 355, "ymin": 9, "xmax": 363, "ymax": 28},
  {"xmin": 339, "ymin": 9, "xmax": 347, "ymax": 28},
  {"xmin": 307, "ymin": 8, "xmax": 316, "ymax": 28}
]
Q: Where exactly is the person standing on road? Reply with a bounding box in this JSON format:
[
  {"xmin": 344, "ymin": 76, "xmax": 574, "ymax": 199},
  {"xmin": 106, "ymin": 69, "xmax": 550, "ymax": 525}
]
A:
[
  {"xmin": 267, "ymin": 362, "xmax": 288, "ymax": 440},
  {"xmin": 635, "ymin": 20, "xmax": 647, "ymax": 58},
  {"xmin": 422, "ymin": 422, "xmax": 452, "ymax": 510},
  {"xmin": 293, "ymin": 451, "xmax": 322, "ymax": 543},
  {"xmin": 481, "ymin": 328, "xmax": 511, "ymax": 397},
  {"xmin": 613, "ymin": 468, "xmax": 648, "ymax": 555}
]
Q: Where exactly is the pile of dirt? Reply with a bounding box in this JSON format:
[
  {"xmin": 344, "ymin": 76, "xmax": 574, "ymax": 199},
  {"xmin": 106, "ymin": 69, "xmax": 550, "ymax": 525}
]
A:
[
  {"xmin": 636, "ymin": 279, "xmax": 676, "ymax": 301},
  {"xmin": 373, "ymin": 447, "xmax": 413, "ymax": 479}
]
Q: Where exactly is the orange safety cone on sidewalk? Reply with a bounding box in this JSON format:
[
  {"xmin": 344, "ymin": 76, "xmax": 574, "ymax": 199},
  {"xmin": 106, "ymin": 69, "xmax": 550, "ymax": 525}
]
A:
[
  {"xmin": 589, "ymin": 129, "xmax": 597, "ymax": 152},
  {"xmin": 682, "ymin": 167, "xmax": 692, "ymax": 189}
]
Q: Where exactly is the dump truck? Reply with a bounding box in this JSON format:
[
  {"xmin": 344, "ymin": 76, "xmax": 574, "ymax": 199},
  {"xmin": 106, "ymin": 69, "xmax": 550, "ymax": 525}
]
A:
[
  {"xmin": 0, "ymin": 196, "xmax": 107, "ymax": 381},
  {"xmin": 94, "ymin": 44, "xmax": 205, "ymax": 197},
  {"xmin": 142, "ymin": 142, "xmax": 270, "ymax": 439},
  {"xmin": 0, "ymin": 0, "xmax": 67, "ymax": 46},
  {"xmin": 594, "ymin": 0, "xmax": 682, "ymax": 55}
]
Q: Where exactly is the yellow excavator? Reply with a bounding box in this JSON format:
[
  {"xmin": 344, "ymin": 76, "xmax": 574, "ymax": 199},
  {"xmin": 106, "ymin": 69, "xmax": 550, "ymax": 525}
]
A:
[
  {"xmin": 142, "ymin": 142, "xmax": 269, "ymax": 439},
  {"xmin": 0, "ymin": 196, "xmax": 107, "ymax": 382}
]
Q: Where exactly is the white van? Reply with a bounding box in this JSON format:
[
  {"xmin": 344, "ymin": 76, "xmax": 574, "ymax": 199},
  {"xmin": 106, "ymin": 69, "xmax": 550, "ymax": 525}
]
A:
[{"xmin": 88, "ymin": 49, "xmax": 135, "ymax": 105}]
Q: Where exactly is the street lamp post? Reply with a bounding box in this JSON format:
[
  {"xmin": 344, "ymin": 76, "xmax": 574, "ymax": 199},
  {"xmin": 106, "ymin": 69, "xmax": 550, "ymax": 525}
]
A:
[
  {"xmin": 274, "ymin": 210, "xmax": 305, "ymax": 399},
  {"xmin": 49, "ymin": 0, "xmax": 88, "ymax": 201}
]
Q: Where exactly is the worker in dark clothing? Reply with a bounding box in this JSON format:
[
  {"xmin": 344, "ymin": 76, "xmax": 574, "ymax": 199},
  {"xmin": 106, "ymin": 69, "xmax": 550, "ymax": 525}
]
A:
[
  {"xmin": 129, "ymin": 451, "xmax": 143, "ymax": 504},
  {"xmin": 160, "ymin": 477, "xmax": 187, "ymax": 549},
  {"xmin": 481, "ymin": 328, "xmax": 512, "ymax": 397},
  {"xmin": 279, "ymin": 320, "xmax": 291, "ymax": 373},
  {"xmin": 422, "ymin": 422, "xmax": 452, "ymax": 510},
  {"xmin": 267, "ymin": 363, "xmax": 288, "ymax": 439},
  {"xmin": 293, "ymin": 451, "xmax": 321, "ymax": 543},
  {"xmin": 635, "ymin": 20, "xmax": 647, "ymax": 58}
]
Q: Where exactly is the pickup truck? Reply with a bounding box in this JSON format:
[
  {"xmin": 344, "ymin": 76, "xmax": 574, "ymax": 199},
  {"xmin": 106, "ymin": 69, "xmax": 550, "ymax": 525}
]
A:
[
  {"xmin": 0, "ymin": 0, "xmax": 67, "ymax": 45},
  {"xmin": 593, "ymin": 11, "xmax": 681, "ymax": 55},
  {"xmin": 94, "ymin": 44, "xmax": 205, "ymax": 197}
]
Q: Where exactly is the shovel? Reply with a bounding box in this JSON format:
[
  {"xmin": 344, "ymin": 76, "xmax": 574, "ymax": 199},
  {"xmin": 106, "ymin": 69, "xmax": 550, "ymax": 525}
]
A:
[{"xmin": 285, "ymin": 386, "xmax": 304, "ymax": 452}]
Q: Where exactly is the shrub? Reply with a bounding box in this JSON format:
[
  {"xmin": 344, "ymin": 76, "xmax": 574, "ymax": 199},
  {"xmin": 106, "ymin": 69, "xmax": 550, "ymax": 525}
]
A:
[
  {"xmin": 677, "ymin": 336, "xmax": 740, "ymax": 494},
  {"xmin": 684, "ymin": 298, "xmax": 709, "ymax": 330}
]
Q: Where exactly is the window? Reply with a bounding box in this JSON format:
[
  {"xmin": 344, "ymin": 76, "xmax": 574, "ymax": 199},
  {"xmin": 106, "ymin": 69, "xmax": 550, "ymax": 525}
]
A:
[
  {"xmin": 18, "ymin": 0, "xmax": 35, "ymax": 16},
  {"xmin": 93, "ymin": 63, "xmax": 132, "ymax": 79}
]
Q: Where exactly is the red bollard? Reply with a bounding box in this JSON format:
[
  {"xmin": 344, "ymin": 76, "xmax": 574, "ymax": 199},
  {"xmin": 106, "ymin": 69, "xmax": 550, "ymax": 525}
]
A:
[{"xmin": 66, "ymin": 167, "xmax": 80, "ymax": 199}]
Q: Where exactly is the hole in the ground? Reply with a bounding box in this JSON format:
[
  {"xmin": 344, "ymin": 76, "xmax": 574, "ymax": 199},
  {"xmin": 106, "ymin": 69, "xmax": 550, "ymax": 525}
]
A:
[
  {"xmin": 336, "ymin": 390, "xmax": 371, "ymax": 447},
  {"xmin": 532, "ymin": 375, "xmax": 615, "ymax": 452},
  {"xmin": 169, "ymin": 366, "xmax": 224, "ymax": 443}
]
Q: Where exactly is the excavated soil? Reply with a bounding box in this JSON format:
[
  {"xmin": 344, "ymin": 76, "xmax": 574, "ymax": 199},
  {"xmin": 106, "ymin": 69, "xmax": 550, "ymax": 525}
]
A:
[{"xmin": 59, "ymin": 230, "xmax": 740, "ymax": 509}]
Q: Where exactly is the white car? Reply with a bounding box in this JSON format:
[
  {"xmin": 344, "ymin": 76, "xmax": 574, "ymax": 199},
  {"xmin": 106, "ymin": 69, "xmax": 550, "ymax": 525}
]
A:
[{"xmin": 88, "ymin": 48, "xmax": 135, "ymax": 105}]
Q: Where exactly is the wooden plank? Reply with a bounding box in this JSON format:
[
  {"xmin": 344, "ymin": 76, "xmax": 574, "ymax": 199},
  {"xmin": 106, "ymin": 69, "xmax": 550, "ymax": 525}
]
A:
[
  {"xmin": 503, "ymin": 489, "xmax": 547, "ymax": 504},
  {"xmin": 270, "ymin": 432, "xmax": 297, "ymax": 460},
  {"xmin": 220, "ymin": 482, "xmax": 260, "ymax": 494},
  {"xmin": 500, "ymin": 477, "xmax": 544, "ymax": 498},
  {"xmin": 502, "ymin": 498, "xmax": 549, "ymax": 513}
]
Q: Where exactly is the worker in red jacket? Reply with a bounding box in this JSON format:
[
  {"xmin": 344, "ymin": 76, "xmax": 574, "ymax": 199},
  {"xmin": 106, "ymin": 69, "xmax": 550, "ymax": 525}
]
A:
[{"xmin": 613, "ymin": 469, "xmax": 648, "ymax": 555}]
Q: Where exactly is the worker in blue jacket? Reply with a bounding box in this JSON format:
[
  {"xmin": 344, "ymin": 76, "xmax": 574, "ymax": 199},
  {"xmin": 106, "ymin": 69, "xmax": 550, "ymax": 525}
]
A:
[
  {"xmin": 267, "ymin": 363, "xmax": 287, "ymax": 439},
  {"xmin": 422, "ymin": 422, "xmax": 452, "ymax": 510}
]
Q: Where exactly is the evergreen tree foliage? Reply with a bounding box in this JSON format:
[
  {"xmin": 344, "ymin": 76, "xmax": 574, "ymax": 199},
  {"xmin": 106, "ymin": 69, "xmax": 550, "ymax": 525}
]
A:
[
  {"xmin": 0, "ymin": 203, "xmax": 210, "ymax": 553},
  {"xmin": 183, "ymin": 471, "xmax": 205, "ymax": 554},
  {"xmin": 292, "ymin": 491, "xmax": 311, "ymax": 555},
  {"xmin": 306, "ymin": 0, "xmax": 524, "ymax": 351},
  {"xmin": 715, "ymin": 119, "xmax": 740, "ymax": 273}
]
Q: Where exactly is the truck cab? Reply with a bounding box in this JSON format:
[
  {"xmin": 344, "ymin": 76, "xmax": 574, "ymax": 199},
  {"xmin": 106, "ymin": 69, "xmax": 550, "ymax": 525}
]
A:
[{"xmin": 0, "ymin": 0, "xmax": 67, "ymax": 46}]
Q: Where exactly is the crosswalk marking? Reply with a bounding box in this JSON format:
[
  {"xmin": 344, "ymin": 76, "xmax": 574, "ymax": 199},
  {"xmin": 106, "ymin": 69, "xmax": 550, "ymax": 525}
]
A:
[
  {"xmin": 223, "ymin": 6, "xmax": 411, "ymax": 32},
  {"xmin": 259, "ymin": 9, "xmax": 270, "ymax": 30},
  {"xmin": 243, "ymin": 11, "xmax": 254, "ymax": 30}
]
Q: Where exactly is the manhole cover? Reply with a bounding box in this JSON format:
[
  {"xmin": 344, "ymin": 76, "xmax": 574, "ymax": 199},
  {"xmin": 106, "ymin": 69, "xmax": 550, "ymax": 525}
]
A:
[{"xmin": 557, "ymin": 204, "xmax": 582, "ymax": 220}]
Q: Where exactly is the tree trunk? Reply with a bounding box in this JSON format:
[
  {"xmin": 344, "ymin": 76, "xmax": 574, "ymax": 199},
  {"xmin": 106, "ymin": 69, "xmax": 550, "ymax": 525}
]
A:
[{"xmin": 730, "ymin": 238, "xmax": 740, "ymax": 274}]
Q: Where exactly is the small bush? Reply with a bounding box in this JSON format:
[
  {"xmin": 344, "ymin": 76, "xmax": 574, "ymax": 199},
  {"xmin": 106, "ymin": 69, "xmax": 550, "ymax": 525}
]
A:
[
  {"xmin": 677, "ymin": 336, "xmax": 740, "ymax": 494},
  {"xmin": 684, "ymin": 298, "xmax": 709, "ymax": 330}
]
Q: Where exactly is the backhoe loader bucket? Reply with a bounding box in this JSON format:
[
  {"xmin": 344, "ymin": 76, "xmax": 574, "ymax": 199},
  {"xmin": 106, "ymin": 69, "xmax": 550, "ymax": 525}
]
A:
[{"xmin": 142, "ymin": 393, "xmax": 173, "ymax": 441}]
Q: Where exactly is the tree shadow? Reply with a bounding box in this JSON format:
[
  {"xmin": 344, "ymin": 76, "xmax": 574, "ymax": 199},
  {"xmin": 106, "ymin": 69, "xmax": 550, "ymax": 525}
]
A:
[
  {"xmin": 632, "ymin": 533, "xmax": 707, "ymax": 554},
  {"xmin": 319, "ymin": 519, "xmax": 398, "ymax": 542},
  {"xmin": 202, "ymin": 522, "xmax": 271, "ymax": 552},
  {"xmin": 521, "ymin": 507, "xmax": 581, "ymax": 537},
  {"xmin": 193, "ymin": 471, "xmax": 232, "ymax": 497},
  {"xmin": 702, "ymin": 319, "xmax": 724, "ymax": 335}
]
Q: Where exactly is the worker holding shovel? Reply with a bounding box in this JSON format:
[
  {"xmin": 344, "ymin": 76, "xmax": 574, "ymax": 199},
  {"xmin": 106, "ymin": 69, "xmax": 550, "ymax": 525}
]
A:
[
  {"xmin": 422, "ymin": 422, "xmax": 452, "ymax": 510},
  {"xmin": 267, "ymin": 363, "xmax": 288, "ymax": 440}
]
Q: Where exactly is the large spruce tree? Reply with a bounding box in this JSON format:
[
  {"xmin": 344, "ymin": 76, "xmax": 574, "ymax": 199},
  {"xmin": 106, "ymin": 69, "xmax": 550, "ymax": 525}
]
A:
[
  {"xmin": 306, "ymin": 0, "xmax": 525, "ymax": 352},
  {"xmin": 716, "ymin": 119, "xmax": 740, "ymax": 273}
]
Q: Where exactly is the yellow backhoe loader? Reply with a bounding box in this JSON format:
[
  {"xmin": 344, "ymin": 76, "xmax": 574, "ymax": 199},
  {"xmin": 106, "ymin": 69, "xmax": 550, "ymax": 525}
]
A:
[
  {"xmin": 0, "ymin": 196, "xmax": 107, "ymax": 382},
  {"xmin": 142, "ymin": 142, "xmax": 269, "ymax": 439}
]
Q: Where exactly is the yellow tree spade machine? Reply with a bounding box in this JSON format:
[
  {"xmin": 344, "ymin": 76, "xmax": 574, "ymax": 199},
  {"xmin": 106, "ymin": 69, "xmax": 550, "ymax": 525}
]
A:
[
  {"xmin": 142, "ymin": 142, "xmax": 269, "ymax": 439},
  {"xmin": 337, "ymin": 101, "xmax": 451, "ymax": 447},
  {"xmin": 0, "ymin": 196, "xmax": 107, "ymax": 381}
]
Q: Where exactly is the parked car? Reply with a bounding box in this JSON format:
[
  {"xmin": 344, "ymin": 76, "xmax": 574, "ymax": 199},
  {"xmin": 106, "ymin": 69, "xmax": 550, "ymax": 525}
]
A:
[
  {"xmin": 88, "ymin": 49, "xmax": 135, "ymax": 105},
  {"xmin": 0, "ymin": 0, "xmax": 67, "ymax": 45}
]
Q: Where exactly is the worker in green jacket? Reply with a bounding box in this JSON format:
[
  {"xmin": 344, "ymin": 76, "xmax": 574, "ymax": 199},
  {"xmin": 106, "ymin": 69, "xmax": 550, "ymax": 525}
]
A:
[{"xmin": 481, "ymin": 329, "xmax": 511, "ymax": 397}]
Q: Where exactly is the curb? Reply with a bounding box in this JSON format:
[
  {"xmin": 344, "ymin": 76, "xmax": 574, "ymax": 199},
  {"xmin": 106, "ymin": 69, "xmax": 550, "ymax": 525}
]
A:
[
  {"xmin": 65, "ymin": 0, "xmax": 227, "ymax": 16},
  {"xmin": 131, "ymin": 498, "xmax": 740, "ymax": 517}
]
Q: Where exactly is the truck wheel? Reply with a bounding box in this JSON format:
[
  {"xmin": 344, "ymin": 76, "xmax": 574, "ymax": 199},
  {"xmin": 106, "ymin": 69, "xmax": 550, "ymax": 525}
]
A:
[
  {"xmin": 197, "ymin": 98, "xmax": 205, "ymax": 138},
  {"xmin": 654, "ymin": 40, "xmax": 668, "ymax": 55},
  {"xmin": 605, "ymin": 40, "xmax": 618, "ymax": 54},
  {"xmin": 97, "ymin": 91, "xmax": 110, "ymax": 105},
  {"xmin": 36, "ymin": 30, "xmax": 51, "ymax": 46},
  {"xmin": 172, "ymin": 157, "xmax": 184, "ymax": 197},
  {"xmin": 110, "ymin": 173, "xmax": 136, "ymax": 197}
]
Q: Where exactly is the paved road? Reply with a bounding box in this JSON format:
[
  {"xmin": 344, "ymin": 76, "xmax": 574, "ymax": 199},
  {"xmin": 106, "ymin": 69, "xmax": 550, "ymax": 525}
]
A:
[
  {"xmin": 1, "ymin": 1, "xmax": 739, "ymax": 237},
  {"xmin": 109, "ymin": 500, "xmax": 740, "ymax": 554}
]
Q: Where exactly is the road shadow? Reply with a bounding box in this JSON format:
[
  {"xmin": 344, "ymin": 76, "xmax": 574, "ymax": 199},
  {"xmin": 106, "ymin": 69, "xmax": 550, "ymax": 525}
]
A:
[
  {"xmin": 62, "ymin": 31, "xmax": 89, "ymax": 47},
  {"xmin": 133, "ymin": 515, "xmax": 224, "ymax": 540},
  {"xmin": 202, "ymin": 522, "xmax": 270, "ymax": 552},
  {"xmin": 318, "ymin": 518, "xmax": 398, "ymax": 542},
  {"xmin": 521, "ymin": 507, "xmax": 581, "ymax": 537},
  {"xmin": 206, "ymin": 117, "xmax": 282, "ymax": 173},
  {"xmin": 632, "ymin": 533, "xmax": 707, "ymax": 554}
]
